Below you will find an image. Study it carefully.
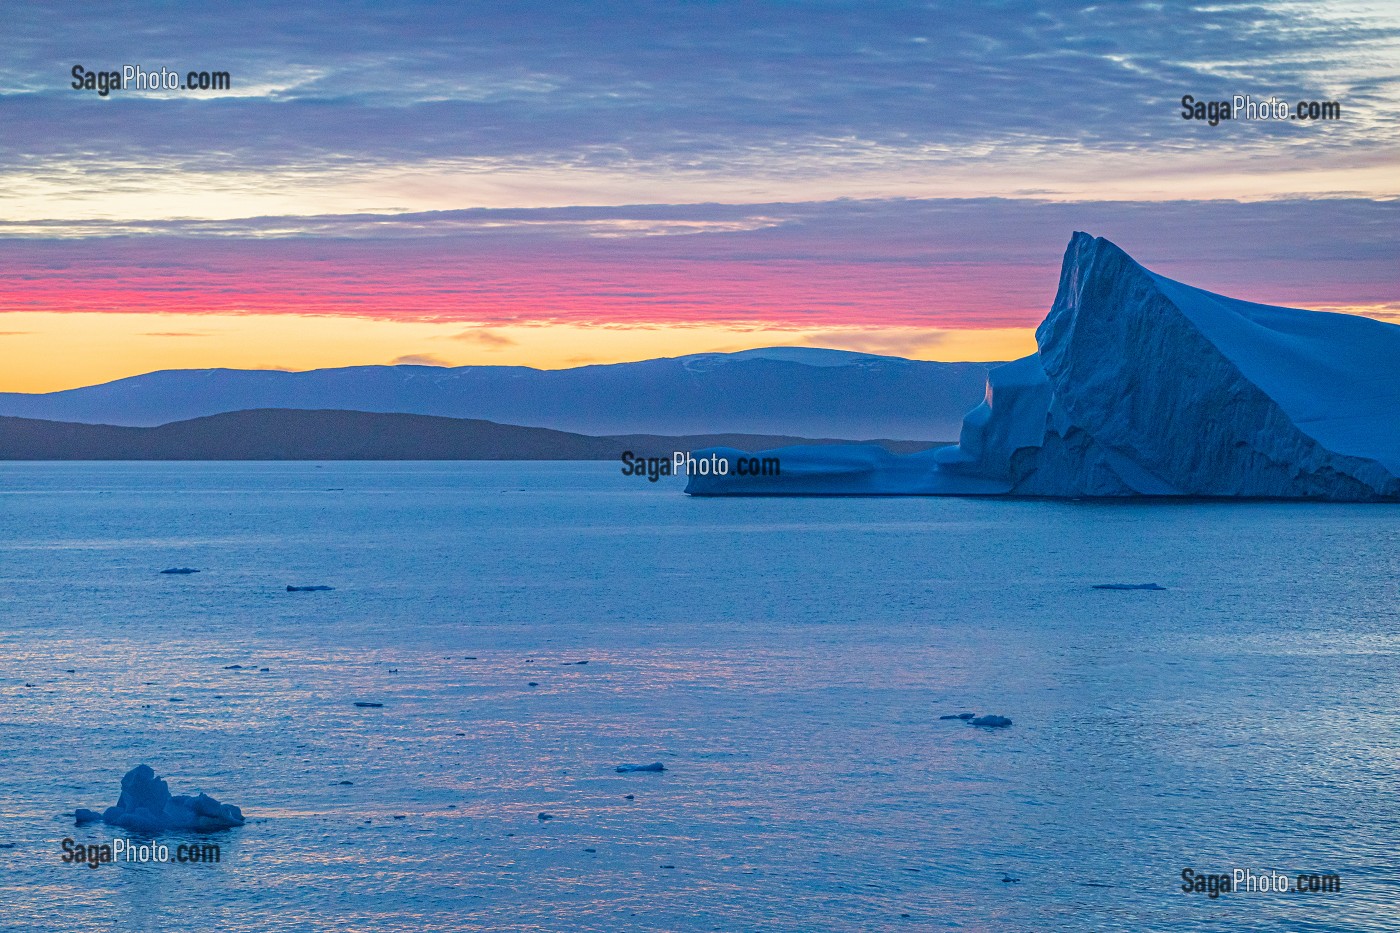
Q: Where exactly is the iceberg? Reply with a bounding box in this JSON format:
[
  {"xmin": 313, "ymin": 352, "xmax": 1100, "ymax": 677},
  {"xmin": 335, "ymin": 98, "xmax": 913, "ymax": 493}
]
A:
[
  {"xmin": 686, "ymin": 233, "xmax": 1400, "ymax": 501},
  {"xmin": 73, "ymin": 764, "xmax": 245, "ymax": 833}
]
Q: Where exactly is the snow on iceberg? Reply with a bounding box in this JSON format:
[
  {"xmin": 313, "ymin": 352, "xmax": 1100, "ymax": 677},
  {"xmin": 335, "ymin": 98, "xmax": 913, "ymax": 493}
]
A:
[
  {"xmin": 686, "ymin": 232, "xmax": 1400, "ymax": 500},
  {"xmin": 74, "ymin": 764, "xmax": 245, "ymax": 833}
]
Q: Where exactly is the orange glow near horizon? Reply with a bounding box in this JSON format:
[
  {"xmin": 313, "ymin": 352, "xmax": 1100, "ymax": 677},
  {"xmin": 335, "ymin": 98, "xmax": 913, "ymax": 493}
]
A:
[{"xmin": 0, "ymin": 312, "xmax": 1040, "ymax": 393}]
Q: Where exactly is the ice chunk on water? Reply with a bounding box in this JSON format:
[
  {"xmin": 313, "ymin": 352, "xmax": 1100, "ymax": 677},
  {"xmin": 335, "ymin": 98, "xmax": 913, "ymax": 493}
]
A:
[{"xmin": 73, "ymin": 764, "xmax": 244, "ymax": 833}]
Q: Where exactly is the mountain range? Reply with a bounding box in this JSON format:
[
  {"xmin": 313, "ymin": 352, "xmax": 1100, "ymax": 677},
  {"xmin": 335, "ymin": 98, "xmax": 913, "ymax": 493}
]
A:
[
  {"xmin": 0, "ymin": 409, "xmax": 941, "ymax": 461},
  {"xmin": 0, "ymin": 348, "xmax": 993, "ymax": 441}
]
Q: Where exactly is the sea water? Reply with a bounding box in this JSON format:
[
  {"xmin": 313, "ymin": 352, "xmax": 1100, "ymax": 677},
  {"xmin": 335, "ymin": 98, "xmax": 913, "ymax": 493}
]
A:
[{"xmin": 0, "ymin": 462, "xmax": 1396, "ymax": 931}]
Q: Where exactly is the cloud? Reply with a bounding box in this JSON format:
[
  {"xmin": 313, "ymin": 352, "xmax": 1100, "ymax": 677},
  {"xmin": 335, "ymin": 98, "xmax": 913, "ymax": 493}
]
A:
[
  {"xmin": 1, "ymin": 2, "xmax": 1396, "ymax": 210},
  {"xmin": 391, "ymin": 353, "xmax": 451, "ymax": 366},
  {"xmin": 450, "ymin": 328, "xmax": 515, "ymax": 348},
  {"xmin": 802, "ymin": 329, "xmax": 947, "ymax": 357},
  {"xmin": 0, "ymin": 197, "xmax": 1396, "ymax": 332}
]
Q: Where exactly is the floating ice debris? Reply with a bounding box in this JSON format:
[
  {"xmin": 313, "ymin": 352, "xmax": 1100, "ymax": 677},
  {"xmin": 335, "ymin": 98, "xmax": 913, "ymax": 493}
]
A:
[
  {"xmin": 160, "ymin": 568, "xmax": 200, "ymax": 575},
  {"xmin": 969, "ymin": 715, "xmax": 1013, "ymax": 728},
  {"xmin": 938, "ymin": 713, "xmax": 976, "ymax": 721},
  {"xmin": 615, "ymin": 763, "xmax": 666, "ymax": 773},
  {"xmin": 73, "ymin": 764, "xmax": 244, "ymax": 833},
  {"xmin": 287, "ymin": 585, "xmax": 334, "ymax": 592},
  {"xmin": 1092, "ymin": 583, "xmax": 1165, "ymax": 591},
  {"xmin": 353, "ymin": 701, "xmax": 384, "ymax": 708}
]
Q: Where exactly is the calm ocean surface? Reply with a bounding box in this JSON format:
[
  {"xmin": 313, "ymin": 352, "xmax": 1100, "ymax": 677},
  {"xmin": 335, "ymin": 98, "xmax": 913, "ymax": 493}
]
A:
[{"xmin": 1, "ymin": 462, "xmax": 1396, "ymax": 931}]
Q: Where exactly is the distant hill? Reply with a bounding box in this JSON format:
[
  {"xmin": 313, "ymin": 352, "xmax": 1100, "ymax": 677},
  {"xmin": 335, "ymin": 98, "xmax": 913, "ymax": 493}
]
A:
[
  {"xmin": 0, "ymin": 409, "xmax": 945, "ymax": 460},
  {"xmin": 0, "ymin": 348, "xmax": 993, "ymax": 441}
]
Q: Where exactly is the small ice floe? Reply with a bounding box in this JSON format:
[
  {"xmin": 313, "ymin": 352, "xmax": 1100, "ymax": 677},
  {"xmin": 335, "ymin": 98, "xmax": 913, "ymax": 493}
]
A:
[
  {"xmin": 353, "ymin": 701, "xmax": 384, "ymax": 708},
  {"xmin": 73, "ymin": 764, "xmax": 244, "ymax": 833},
  {"xmin": 615, "ymin": 763, "xmax": 666, "ymax": 773},
  {"xmin": 287, "ymin": 585, "xmax": 334, "ymax": 592},
  {"xmin": 1091, "ymin": 583, "xmax": 1165, "ymax": 591},
  {"xmin": 160, "ymin": 568, "xmax": 200, "ymax": 575},
  {"xmin": 969, "ymin": 715, "xmax": 1013, "ymax": 728},
  {"xmin": 938, "ymin": 713, "xmax": 975, "ymax": 721}
]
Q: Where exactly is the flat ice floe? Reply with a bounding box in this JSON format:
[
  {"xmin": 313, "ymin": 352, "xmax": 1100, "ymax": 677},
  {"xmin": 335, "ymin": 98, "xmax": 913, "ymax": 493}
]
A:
[{"xmin": 687, "ymin": 232, "xmax": 1400, "ymax": 500}]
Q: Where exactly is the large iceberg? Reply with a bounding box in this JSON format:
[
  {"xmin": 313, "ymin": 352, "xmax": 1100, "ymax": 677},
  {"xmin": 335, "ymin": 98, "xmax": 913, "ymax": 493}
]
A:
[{"xmin": 686, "ymin": 233, "xmax": 1400, "ymax": 500}]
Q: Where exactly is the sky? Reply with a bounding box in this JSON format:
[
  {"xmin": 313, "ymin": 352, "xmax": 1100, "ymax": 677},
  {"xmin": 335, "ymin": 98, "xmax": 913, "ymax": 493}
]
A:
[{"xmin": 1, "ymin": 0, "xmax": 1398, "ymax": 391}]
